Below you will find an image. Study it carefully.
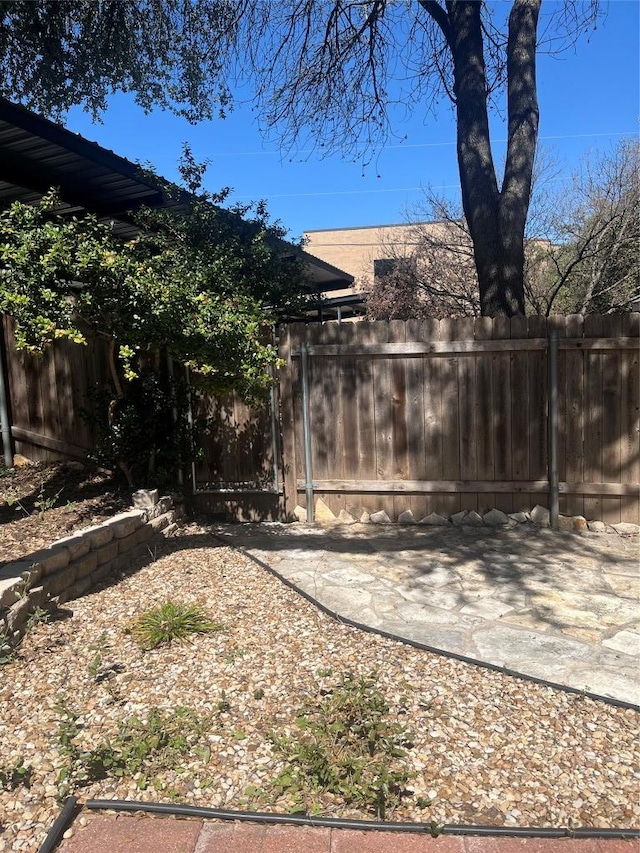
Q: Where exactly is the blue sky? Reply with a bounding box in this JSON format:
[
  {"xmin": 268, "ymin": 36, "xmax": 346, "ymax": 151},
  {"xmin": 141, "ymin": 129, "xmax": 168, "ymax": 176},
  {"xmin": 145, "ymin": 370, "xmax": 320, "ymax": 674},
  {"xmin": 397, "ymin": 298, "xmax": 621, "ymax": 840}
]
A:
[{"xmin": 64, "ymin": 1, "xmax": 639, "ymax": 242}]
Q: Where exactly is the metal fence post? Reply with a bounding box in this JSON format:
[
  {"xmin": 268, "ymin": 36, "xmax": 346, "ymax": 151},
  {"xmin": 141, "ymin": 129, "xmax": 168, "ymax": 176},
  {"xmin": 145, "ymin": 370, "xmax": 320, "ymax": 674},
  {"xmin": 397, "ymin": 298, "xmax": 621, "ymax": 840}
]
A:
[
  {"xmin": 548, "ymin": 330, "xmax": 559, "ymax": 530},
  {"xmin": 269, "ymin": 364, "xmax": 280, "ymax": 495},
  {"xmin": 0, "ymin": 330, "xmax": 13, "ymax": 468},
  {"xmin": 300, "ymin": 340, "xmax": 314, "ymax": 522}
]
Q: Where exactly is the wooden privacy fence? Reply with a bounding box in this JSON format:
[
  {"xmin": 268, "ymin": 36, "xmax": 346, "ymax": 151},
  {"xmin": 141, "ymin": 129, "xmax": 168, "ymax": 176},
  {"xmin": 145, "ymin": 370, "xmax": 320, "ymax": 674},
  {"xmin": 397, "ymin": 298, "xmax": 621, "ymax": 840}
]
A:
[
  {"xmin": 2, "ymin": 315, "xmax": 110, "ymax": 460},
  {"xmin": 278, "ymin": 315, "xmax": 640, "ymax": 525},
  {"xmin": 2, "ymin": 314, "xmax": 639, "ymax": 525}
]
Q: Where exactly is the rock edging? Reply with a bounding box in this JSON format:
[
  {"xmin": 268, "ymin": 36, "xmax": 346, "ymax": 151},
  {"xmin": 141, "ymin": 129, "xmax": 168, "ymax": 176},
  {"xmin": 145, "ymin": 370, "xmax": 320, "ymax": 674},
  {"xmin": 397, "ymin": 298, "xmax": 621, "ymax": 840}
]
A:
[
  {"xmin": 0, "ymin": 492, "xmax": 184, "ymax": 647},
  {"xmin": 295, "ymin": 499, "xmax": 640, "ymax": 537}
]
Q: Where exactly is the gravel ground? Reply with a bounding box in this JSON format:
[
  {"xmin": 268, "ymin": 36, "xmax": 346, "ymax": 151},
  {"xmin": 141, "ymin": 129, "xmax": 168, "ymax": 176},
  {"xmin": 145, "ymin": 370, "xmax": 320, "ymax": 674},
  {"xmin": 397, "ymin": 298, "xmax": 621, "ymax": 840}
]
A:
[{"xmin": 0, "ymin": 523, "xmax": 638, "ymax": 851}]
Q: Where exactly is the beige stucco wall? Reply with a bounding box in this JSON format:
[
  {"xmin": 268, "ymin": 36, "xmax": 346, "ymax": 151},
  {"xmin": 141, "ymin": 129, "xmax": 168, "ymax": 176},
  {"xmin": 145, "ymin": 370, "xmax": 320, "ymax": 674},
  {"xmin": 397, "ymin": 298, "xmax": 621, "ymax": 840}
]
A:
[{"xmin": 303, "ymin": 222, "xmax": 449, "ymax": 287}]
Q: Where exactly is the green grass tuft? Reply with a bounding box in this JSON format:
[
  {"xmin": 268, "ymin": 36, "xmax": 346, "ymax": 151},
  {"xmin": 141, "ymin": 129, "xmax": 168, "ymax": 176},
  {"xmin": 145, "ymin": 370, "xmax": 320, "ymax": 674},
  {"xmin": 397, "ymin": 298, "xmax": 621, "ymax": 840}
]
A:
[{"xmin": 129, "ymin": 601, "xmax": 223, "ymax": 650}]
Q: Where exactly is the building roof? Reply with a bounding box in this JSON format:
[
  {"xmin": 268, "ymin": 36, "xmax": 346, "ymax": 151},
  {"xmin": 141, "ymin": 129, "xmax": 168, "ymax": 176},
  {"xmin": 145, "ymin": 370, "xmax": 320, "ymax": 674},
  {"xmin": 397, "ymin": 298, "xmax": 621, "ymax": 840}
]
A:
[{"xmin": 0, "ymin": 98, "xmax": 354, "ymax": 301}]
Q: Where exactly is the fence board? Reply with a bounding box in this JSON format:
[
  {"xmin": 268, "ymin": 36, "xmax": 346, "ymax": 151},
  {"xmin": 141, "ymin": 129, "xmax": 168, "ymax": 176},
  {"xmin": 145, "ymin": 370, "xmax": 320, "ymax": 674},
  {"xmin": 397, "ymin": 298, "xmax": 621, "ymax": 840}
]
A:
[
  {"xmin": 307, "ymin": 323, "xmax": 334, "ymax": 513},
  {"xmin": 457, "ymin": 318, "xmax": 478, "ymax": 513},
  {"xmin": 323, "ymin": 322, "xmax": 346, "ymax": 516},
  {"xmin": 420, "ymin": 319, "xmax": 444, "ymax": 518},
  {"xmin": 492, "ymin": 316, "xmax": 513, "ymax": 513},
  {"xmin": 526, "ymin": 316, "xmax": 548, "ymax": 513},
  {"xmin": 54, "ymin": 341, "xmax": 81, "ymax": 451},
  {"xmin": 370, "ymin": 321, "xmax": 395, "ymax": 520},
  {"xmin": 353, "ymin": 322, "xmax": 378, "ymax": 518},
  {"xmin": 10, "ymin": 427, "xmax": 88, "ymax": 458},
  {"xmin": 600, "ymin": 316, "xmax": 623, "ymax": 524},
  {"xmin": 438, "ymin": 319, "xmax": 462, "ymax": 518},
  {"xmin": 619, "ymin": 318, "xmax": 640, "ymax": 523},
  {"xmin": 601, "ymin": 329, "xmax": 622, "ymax": 524},
  {"xmin": 583, "ymin": 315, "xmax": 604, "ymax": 521},
  {"xmin": 617, "ymin": 308, "xmax": 635, "ymax": 534},
  {"xmin": 388, "ymin": 320, "xmax": 409, "ymax": 520},
  {"xmin": 474, "ymin": 317, "xmax": 495, "ymax": 513},
  {"xmin": 339, "ymin": 325, "xmax": 359, "ymax": 519},
  {"xmin": 509, "ymin": 315, "xmax": 530, "ymax": 512},
  {"xmin": 299, "ymin": 479, "xmax": 639, "ymax": 496},
  {"xmin": 404, "ymin": 319, "xmax": 427, "ymax": 520},
  {"xmin": 278, "ymin": 324, "xmax": 297, "ymax": 519},
  {"xmin": 562, "ymin": 315, "xmax": 585, "ymax": 518},
  {"xmin": 291, "ymin": 338, "xmax": 638, "ymax": 357}
]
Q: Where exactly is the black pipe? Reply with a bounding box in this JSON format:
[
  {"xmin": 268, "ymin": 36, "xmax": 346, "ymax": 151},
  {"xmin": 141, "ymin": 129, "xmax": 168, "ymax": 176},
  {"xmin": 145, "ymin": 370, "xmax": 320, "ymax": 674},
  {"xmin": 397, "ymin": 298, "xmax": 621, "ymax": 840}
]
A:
[
  {"xmin": 38, "ymin": 796, "xmax": 78, "ymax": 853},
  {"xmin": 85, "ymin": 799, "xmax": 640, "ymax": 840},
  {"xmin": 213, "ymin": 531, "xmax": 640, "ymax": 714},
  {"xmin": 573, "ymin": 827, "xmax": 640, "ymax": 839}
]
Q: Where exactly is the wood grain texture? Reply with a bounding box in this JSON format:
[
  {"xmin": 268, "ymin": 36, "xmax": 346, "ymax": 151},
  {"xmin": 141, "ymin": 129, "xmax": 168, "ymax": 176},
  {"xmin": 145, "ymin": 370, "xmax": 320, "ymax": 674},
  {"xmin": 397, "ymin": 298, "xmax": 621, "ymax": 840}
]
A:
[
  {"xmin": 296, "ymin": 479, "xmax": 639, "ymax": 496},
  {"xmin": 3, "ymin": 315, "xmax": 638, "ymax": 523}
]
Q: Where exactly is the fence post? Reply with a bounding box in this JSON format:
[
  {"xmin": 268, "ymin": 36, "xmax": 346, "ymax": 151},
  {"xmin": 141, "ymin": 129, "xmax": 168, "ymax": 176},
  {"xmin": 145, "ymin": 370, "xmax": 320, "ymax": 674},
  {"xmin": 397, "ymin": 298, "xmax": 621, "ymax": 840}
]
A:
[
  {"xmin": 300, "ymin": 339, "xmax": 315, "ymax": 522},
  {"xmin": 268, "ymin": 364, "xmax": 280, "ymax": 495},
  {"xmin": 0, "ymin": 325, "xmax": 13, "ymax": 468},
  {"xmin": 548, "ymin": 329, "xmax": 559, "ymax": 530}
]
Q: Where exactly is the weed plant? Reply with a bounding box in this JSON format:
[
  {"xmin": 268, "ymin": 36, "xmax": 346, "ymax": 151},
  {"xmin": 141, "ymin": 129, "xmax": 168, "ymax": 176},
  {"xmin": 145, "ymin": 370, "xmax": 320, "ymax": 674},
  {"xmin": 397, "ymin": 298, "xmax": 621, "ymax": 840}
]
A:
[
  {"xmin": 129, "ymin": 601, "xmax": 222, "ymax": 650},
  {"xmin": 265, "ymin": 672, "xmax": 416, "ymax": 819},
  {"xmin": 55, "ymin": 703, "xmax": 212, "ymax": 798},
  {"xmin": 26, "ymin": 606, "xmax": 50, "ymax": 631},
  {"xmin": 0, "ymin": 760, "xmax": 31, "ymax": 791},
  {"xmin": 34, "ymin": 483, "xmax": 62, "ymax": 518},
  {"xmin": 0, "ymin": 627, "xmax": 14, "ymax": 665}
]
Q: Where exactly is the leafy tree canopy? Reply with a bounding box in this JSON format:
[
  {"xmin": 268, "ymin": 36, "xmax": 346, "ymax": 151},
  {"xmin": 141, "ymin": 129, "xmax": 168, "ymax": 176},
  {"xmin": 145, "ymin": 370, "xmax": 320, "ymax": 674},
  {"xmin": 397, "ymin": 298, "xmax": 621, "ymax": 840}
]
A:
[
  {"xmin": 0, "ymin": 150, "xmax": 306, "ymax": 486},
  {"xmin": 0, "ymin": 152, "xmax": 304, "ymax": 399}
]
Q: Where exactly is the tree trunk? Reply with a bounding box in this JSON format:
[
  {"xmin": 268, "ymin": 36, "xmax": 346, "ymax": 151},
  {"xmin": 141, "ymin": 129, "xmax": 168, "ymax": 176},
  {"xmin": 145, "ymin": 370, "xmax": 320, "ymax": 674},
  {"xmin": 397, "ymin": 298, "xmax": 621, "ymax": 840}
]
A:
[{"xmin": 444, "ymin": 0, "xmax": 540, "ymax": 317}]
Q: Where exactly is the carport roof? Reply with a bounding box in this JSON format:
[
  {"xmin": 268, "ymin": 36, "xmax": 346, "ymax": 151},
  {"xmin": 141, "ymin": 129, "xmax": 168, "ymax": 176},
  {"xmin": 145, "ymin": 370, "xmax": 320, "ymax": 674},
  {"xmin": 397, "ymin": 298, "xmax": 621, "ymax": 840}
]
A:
[{"xmin": 0, "ymin": 98, "xmax": 354, "ymax": 296}]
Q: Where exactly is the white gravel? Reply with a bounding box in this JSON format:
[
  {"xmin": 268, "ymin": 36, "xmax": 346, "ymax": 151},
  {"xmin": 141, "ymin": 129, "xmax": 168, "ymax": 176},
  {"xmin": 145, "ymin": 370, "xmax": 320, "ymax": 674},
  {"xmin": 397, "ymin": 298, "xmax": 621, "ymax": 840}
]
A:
[{"xmin": 0, "ymin": 522, "xmax": 638, "ymax": 851}]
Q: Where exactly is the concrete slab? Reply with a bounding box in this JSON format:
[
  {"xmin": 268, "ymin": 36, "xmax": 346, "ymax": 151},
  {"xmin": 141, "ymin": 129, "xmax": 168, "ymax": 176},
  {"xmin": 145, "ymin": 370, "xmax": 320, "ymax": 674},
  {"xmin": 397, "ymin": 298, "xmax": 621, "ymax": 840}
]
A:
[
  {"xmin": 460, "ymin": 600, "xmax": 515, "ymax": 620},
  {"xmin": 566, "ymin": 667, "xmax": 640, "ymax": 706},
  {"xmin": 324, "ymin": 567, "xmax": 378, "ymax": 586}
]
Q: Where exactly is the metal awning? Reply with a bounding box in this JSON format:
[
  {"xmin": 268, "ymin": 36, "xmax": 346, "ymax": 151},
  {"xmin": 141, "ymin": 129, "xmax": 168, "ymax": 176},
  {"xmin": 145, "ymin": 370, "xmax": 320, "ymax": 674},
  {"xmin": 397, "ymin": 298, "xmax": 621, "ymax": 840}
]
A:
[{"xmin": 0, "ymin": 98, "xmax": 354, "ymax": 295}]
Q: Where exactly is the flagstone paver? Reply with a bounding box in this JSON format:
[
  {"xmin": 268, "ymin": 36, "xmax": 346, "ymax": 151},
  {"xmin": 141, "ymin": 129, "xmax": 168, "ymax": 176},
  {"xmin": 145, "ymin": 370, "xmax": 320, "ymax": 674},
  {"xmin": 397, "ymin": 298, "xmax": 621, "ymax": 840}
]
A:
[{"xmin": 216, "ymin": 522, "xmax": 639, "ymax": 706}]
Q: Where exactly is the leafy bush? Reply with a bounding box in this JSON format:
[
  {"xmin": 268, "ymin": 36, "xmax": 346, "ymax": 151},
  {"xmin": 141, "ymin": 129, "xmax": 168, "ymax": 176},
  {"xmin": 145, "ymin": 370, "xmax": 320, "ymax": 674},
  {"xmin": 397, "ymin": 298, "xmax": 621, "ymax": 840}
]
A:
[
  {"xmin": 0, "ymin": 150, "xmax": 307, "ymax": 488},
  {"xmin": 81, "ymin": 370, "xmax": 193, "ymax": 490}
]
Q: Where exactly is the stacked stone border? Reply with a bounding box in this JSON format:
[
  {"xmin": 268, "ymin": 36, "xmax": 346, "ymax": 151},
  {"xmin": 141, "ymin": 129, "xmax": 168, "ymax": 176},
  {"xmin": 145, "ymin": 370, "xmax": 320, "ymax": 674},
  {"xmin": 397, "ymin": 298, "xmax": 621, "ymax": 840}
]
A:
[
  {"xmin": 297, "ymin": 499, "xmax": 640, "ymax": 537},
  {"xmin": 0, "ymin": 490, "xmax": 184, "ymax": 647}
]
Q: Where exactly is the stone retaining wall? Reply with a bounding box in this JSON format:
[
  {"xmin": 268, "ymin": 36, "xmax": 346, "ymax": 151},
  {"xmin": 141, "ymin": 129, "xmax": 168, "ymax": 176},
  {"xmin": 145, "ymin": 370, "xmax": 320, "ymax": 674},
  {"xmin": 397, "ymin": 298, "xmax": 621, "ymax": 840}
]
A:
[{"xmin": 0, "ymin": 493, "xmax": 183, "ymax": 647}]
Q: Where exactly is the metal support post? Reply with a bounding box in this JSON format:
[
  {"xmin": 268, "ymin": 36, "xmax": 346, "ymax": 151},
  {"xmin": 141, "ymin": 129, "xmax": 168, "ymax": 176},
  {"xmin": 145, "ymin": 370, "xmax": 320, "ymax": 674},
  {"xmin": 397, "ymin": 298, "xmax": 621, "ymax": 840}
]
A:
[
  {"xmin": 548, "ymin": 330, "xmax": 559, "ymax": 531},
  {"xmin": 300, "ymin": 340, "xmax": 314, "ymax": 522}
]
